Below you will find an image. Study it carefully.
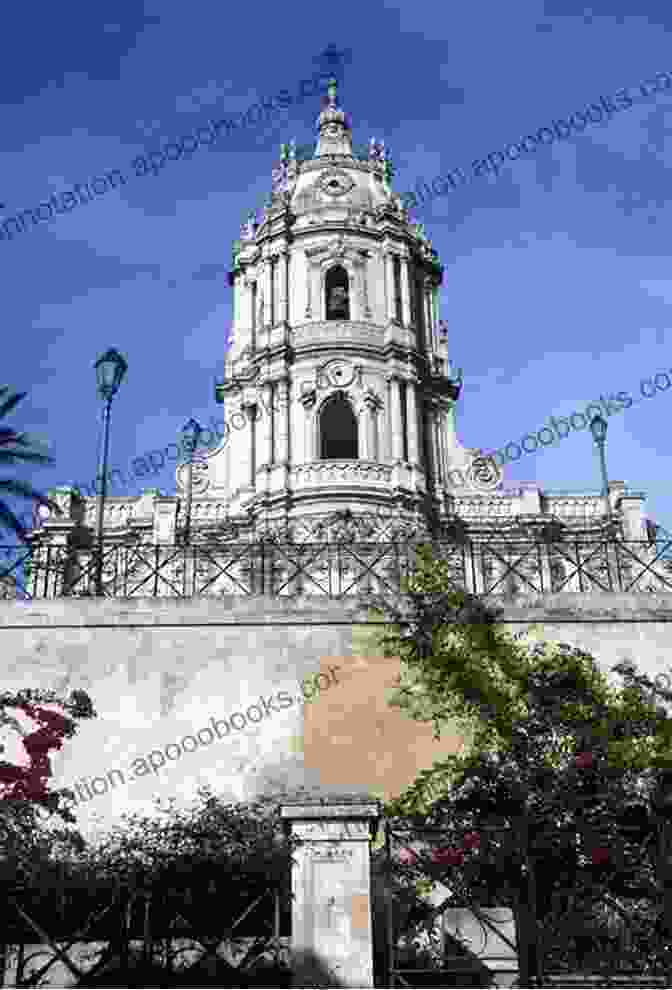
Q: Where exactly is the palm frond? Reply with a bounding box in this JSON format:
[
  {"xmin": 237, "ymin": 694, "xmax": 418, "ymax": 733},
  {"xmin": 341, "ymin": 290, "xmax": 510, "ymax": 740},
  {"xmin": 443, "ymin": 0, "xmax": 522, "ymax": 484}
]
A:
[
  {"xmin": 0, "ymin": 449, "xmax": 55, "ymax": 466},
  {"xmin": 0, "ymin": 388, "xmax": 60, "ymax": 544},
  {"xmin": 0, "ymin": 389, "xmax": 27, "ymax": 420},
  {"xmin": 0, "ymin": 430, "xmax": 50, "ymax": 451},
  {"xmin": 0, "ymin": 501, "xmax": 28, "ymax": 542},
  {"xmin": 0, "ymin": 479, "xmax": 62, "ymax": 510}
]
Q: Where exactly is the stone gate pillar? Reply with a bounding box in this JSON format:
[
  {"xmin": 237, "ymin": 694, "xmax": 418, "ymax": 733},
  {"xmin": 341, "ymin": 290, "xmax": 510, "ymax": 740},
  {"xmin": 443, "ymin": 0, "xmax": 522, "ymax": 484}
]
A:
[{"xmin": 280, "ymin": 796, "xmax": 380, "ymax": 988}]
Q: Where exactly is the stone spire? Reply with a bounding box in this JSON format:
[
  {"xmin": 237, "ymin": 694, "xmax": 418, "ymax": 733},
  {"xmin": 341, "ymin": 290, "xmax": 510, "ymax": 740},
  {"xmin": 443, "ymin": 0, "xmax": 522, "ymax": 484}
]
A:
[{"xmin": 315, "ymin": 77, "xmax": 353, "ymax": 157}]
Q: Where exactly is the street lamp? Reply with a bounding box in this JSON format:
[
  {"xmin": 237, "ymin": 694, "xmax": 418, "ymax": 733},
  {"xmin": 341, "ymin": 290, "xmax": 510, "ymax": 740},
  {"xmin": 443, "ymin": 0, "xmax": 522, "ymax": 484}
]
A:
[
  {"xmin": 93, "ymin": 348, "xmax": 128, "ymax": 595},
  {"xmin": 589, "ymin": 414, "xmax": 612, "ymax": 521},
  {"xmin": 180, "ymin": 418, "xmax": 202, "ymax": 545}
]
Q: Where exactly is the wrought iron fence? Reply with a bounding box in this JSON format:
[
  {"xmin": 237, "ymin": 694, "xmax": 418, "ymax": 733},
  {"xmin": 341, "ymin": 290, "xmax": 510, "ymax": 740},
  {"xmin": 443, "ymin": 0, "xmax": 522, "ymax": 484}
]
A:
[
  {"xmin": 1, "ymin": 859, "xmax": 292, "ymax": 987},
  {"xmin": 381, "ymin": 820, "xmax": 672, "ymax": 988},
  {"xmin": 2, "ymin": 534, "xmax": 672, "ymax": 600}
]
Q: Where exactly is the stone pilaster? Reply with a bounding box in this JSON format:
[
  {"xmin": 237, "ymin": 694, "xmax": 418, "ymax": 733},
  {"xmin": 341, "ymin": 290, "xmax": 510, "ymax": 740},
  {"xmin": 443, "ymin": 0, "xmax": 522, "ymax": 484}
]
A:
[
  {"xmin": 362, "ymin": 391, "xmax": 382, "ymax": 461},
  {"xmin": 400, "ymin": 254, "xmax": 411, "ymax": 327},
  {"xmin": 618, "ymin": 489, "xmax": 647, "ymax": 541},
  {"xmin": 406, "ymin": 378, "xmax": 420, "ymax": 470},
  {"xmin": 300, "ymin": 386, "xmax": 318, "ymax": 462},
  {"xmin": 282, "ymin": 248, "xmax": 290, "ymax": 323},
  {"xmin": 305, "ymin": 255, "xmax": 313, "ymax": 320},
  {"xmin": 280, "ymin": 798, "xmax": 380, "ymax": 989},
  {"xmin": 153, "ymin": 497, "xmax": 178, "ymax": 543},
  {"xmin": 238, "ymin": 400, "xmax": 255, "ymax": 493},
  {"xmin": 424, "ymin": 278, "xmax": 434, "ymax": 354},
  {"xmin": 388, "ymin": 375, "xmax": 404, "ymax": 463},
  {"xmin": 263, "ymin": 257, "xmax": 273, "ymax": 328},
  {"xmin": 278, "ymin": 377, "xmax": 291, "ymax": 466},
  {"xmin": 257, "ymin": 383, "xmax": 273, "ymax": 475},
  {"xmin": 430, "ymin": 405, "xmax": 443, "ymax": 488},
  {"xmin": 384, "ymin": 252, "xmax": 396, "ymax": 322}
]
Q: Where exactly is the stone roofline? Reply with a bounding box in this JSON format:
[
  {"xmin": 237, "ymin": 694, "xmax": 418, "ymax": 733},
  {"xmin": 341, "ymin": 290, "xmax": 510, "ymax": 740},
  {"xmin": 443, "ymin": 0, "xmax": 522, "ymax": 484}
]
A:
[{"xmin": 26, "ymin": 481, "xmax": 650, "ymax": 547}]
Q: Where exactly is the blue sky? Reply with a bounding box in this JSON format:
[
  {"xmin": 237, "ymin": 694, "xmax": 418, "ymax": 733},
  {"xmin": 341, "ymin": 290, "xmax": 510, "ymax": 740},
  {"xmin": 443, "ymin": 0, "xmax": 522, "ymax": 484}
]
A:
[{"xmin": 2, "ymin": 0, "xmax": 672, "ymax": 539}]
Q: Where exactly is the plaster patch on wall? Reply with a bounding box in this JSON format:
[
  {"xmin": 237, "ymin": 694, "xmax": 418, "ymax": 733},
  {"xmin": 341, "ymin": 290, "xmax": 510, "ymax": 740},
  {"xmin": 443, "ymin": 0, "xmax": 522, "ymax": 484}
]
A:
[
  {"xmin": 351, "ymin": 893, "xmax": 371, "ymax": 933},
  {"xmin": 302, "ymin": 654, "xmax": 464, "ymax": 800}
]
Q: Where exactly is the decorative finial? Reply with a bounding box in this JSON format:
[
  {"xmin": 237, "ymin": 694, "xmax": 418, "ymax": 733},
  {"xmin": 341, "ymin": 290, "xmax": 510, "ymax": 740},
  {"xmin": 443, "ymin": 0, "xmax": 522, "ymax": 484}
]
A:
[{"xmin": 327, "ymin": 77, "xmax": 338, "ymax": 108}]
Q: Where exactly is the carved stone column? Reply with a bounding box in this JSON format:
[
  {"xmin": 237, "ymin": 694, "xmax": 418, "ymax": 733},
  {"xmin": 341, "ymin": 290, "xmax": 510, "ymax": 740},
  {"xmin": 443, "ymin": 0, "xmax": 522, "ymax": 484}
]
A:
[
  {"xmin": 400, "ymin": 255, "xmax": 411, "ymax": 327},
  {"xmin": 283, "ymin": 249, "xmax": 291, "ymax": 323},
  {"xmin": 278, "ymin": 376, "xmax": 291, "ymax": 465},
  {"xmin": 305, "ymin": 255, "xmax": 314, "ymax": 319},
  {"xmin": 384, "ymin": 252, "xmax": 396, "ymax": 322},
  {"xmin": 428, "ymin": 403, "xmax": 442, "ymax": 487},
  {"xmin": 388, "ymin": 375, "xmax": 404, "ymax": 462},
  {"xmin": 238, "ymin": 400, "xmax": 255, "ymax": 491},
  {"xmin": 275, "ymin": 249, "xmax": 288, "ymax": 326},
  {"xmin": 422, "ymin": 404, "xmax": 436, "ymax": 487},
  {"xmin": 383, "ymin": 378, "xmax": 393, "ymax": 463},
  {"xmin": 355, "ymin": 253, "xmax": 372, "ymax": 321},
  {"xmin": 424, "ymin": 278, "xmax": 434, "ymax": 353},
  {"xmin": 300, "ymin": 386, "xmax": 317, "ymax": 462},
  {"xmin": 257, "ymin": 383, "xmax": 273, "ymax": 474},
  {"xmin": 280, "ymin": 798, "xmax": 380, "ymax": 989},
  {"xmin": 242, "ymin": 277, "xmax": 255, "ymax": 351},
  {"xmin": 266, "ymin": 383, "xmax": 275, "ymax": 467},
  {"xmin": 406, "ymin": 378, "xmax": 420, "ymax": 467},
  {"xmin": 362, "ymin": 391, "xmax": 382, "ymax": 461},
  {"xmin": 263, "ymin": 257, "xmax": 273, "ymax": 328}
]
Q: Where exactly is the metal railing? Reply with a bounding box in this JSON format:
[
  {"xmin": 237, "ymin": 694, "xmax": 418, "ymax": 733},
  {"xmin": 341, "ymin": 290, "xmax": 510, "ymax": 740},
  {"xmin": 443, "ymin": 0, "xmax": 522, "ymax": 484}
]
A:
[{"xmin": 2, "ymin": 533, "xmax": 672, "ymax": 600}]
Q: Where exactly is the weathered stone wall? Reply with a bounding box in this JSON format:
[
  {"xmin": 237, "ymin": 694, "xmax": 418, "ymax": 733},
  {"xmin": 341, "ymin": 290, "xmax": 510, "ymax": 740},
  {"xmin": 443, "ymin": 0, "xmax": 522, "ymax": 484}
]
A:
[{"xmin": 1, "ymin": 592, "xmax": 672, "ymax": 841}]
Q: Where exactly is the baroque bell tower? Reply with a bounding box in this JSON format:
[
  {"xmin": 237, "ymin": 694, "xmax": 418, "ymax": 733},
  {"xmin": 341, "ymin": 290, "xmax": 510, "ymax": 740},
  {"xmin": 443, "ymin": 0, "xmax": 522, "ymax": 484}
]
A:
[{"xmin": 207, "ymin": 78, "xmax": 473, "ymax": 541}]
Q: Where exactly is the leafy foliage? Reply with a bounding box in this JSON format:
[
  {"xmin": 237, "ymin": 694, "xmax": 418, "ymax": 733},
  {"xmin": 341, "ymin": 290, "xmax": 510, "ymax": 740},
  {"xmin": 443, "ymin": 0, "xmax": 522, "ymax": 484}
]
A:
[
  {"xmin": 3, "ymin": 789, "xmax": 296, "ymax": 987},
  {"xmin": 366, "ymin": 544, "xmax": 672, "ymax": 976}
]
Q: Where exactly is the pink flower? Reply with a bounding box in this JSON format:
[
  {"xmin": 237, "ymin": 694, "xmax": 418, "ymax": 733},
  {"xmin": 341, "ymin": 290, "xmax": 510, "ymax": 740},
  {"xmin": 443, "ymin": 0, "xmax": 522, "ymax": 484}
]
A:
[
  {"xmin": 462, "ymin": 831, "xmax": 481, "ymax": 850},
  {"xmin": 397, "ymin": 847, "xmax": 417, "ymax": 865},
  {"xmin": 22, "ymin": 728, "xmax": 61, "ymax": 757},
  {"xmin": 432, "ymin": 846, "xmax": 464, "ymax": 867},
  {"xmin": 574, "ymin": 752, "xmax": 594, "ymax": 769},
  {"xmin": 0, "ymin": 762, "xmax": 28, "ymax": 784}
]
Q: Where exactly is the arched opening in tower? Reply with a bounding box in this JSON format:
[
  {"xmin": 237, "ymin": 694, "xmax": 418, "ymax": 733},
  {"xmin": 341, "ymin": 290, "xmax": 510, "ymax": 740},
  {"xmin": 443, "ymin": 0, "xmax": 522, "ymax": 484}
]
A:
[
  {"xmin": 320, "ymin": 393, "xmax": 358, "ymax": 459},
  {"xmin": 325, "ymin": 265, "xmax": 350, "ymax": 321}
]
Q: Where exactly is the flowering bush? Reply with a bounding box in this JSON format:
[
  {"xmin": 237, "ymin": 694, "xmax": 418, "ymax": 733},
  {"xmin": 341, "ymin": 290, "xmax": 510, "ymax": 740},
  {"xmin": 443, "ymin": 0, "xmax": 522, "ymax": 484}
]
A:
[
  {"xmin": 431, "ymin": 845, "xmax": 464, "ymax": 866},
  {"xmin": 397, "ymin": 846, "xmax": 418, "ymax": 865},
  {"xmin": 0, "ymin": 688, "xmax": 95, "ymax": 825},
  {"xmin": 368, "ymin": 548, "xmax": 672, "ymax": 976}
]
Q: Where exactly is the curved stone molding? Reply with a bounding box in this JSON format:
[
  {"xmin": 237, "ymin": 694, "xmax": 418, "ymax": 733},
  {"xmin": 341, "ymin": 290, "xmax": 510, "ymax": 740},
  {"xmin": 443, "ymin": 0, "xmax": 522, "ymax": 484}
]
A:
[
  {"xmin": 292, "ymin": 460, "xmax": 393, "ymax": 489},
  {"xmin": 176, "ymin": 461, "xmax": 211, "ymax": 495}
]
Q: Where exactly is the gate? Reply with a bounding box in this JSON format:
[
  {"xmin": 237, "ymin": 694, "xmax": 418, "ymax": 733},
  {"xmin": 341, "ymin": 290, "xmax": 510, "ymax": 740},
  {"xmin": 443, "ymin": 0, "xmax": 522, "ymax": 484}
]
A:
[{"xmin": 380, "ymin": 818, "xmax": 672, "ymax": 988}]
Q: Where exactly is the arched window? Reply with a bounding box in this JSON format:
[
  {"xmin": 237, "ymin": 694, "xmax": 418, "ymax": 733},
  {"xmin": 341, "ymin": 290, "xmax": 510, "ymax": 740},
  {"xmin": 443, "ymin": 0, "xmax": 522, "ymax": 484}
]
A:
[
  {"xmin": 325, "ymin": 265, "xmax": 350, "ymax": 321},
  {"xmin": 320, "ymin": 392, "xmax": 358, "ymax": 459}
]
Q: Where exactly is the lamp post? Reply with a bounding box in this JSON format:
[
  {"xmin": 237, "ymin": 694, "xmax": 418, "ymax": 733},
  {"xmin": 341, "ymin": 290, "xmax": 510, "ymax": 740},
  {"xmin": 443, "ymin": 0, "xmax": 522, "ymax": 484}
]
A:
[
  {"xmin": 93, "ymin": 348, "xmax": 128, "ymax": 595},
  {"xmin": 180, "ymin": 418, "xmax": 202, "ymax": 546},
  {"xmin": 589, "ymin": 414, "xmax": 612, "ymax": 521}
]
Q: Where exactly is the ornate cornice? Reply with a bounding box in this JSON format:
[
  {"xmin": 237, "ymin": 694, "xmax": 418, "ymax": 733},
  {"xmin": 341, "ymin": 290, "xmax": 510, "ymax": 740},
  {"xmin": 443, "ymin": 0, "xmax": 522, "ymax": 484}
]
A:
[
  {"xmin": 292, "ymin": 321, "xmax": 385, "ymax": 350},
  {"xmin": 299, "ymin": 156, "xmax": 373, "ymax": 176}
]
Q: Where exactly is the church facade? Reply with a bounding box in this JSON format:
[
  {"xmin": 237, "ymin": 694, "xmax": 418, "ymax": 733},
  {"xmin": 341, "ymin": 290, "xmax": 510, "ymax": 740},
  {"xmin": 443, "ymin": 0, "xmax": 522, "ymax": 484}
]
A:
[
  {"xmin": 23, "ymin": 79, "xmax": 661, "ymax": 598},
  {"xmin": 209, "ymin": 75, "xmax": 478, "ymax": 542}
]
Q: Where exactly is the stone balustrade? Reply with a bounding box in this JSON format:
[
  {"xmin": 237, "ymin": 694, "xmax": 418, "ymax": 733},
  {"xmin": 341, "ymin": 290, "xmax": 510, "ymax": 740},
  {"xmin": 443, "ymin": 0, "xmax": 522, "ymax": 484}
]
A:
[{"xmin": 292, "ymin": 460, "xmax": 393, "ymax": 490}]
